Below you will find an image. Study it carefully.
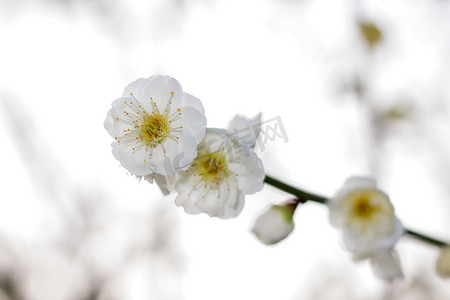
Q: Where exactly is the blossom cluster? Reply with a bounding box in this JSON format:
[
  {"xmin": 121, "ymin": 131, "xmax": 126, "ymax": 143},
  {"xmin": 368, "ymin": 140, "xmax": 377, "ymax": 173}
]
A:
[
  {"xmin": 104, "ymin": 75, "xmax": 265, "ymax": 219},
  {"xmin": 105, "ymin": 75, "xmax": 448, "ymax": 282}
]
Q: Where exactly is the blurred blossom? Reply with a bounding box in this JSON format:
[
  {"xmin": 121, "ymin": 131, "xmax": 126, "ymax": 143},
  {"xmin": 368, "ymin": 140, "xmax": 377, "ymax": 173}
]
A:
[
  {"xmin": 436, "ymin": 246, "xmax": 450, "ymax": 279},
  {"xmin": 251, "ymin": 202, "xmax": 296, "ymax": 245},
  {"xmin": 367, "ymin": 249, "xmax": 403, "ymax": 282},
  {"xmin": 228, "ymin": 113, "xmax": 262, "ymax": 148},
  {"xmin": 329, "ymin": 177, "xmax": 403, "ymax": 255},
  {"xmin": 328, "ymin": 176, "xmax": 404, "ymax": 280},
  {"xmin": 104, "ymin": 75, "xmax": 206, "ymax": 176},
  {"xmin": 358, "ymin": 21, "xmax": 382, "ymax": 49}
]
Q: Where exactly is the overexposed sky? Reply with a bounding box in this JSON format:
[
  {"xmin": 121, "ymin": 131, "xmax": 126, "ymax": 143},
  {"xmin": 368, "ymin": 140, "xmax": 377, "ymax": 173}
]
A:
[{"xmin": 1, "ymin": 0, "xmax": 450, "ymax": 299}]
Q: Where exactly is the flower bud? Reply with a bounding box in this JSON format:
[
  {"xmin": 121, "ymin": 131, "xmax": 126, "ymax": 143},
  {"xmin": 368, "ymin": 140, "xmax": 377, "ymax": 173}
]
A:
[
  {"xmin": 436, "ymin": 246, "xmax": 450, "ymax": 278},
  {"xmin": 251, "ymin": 203, "xmax": 296, "ymax": 245}
]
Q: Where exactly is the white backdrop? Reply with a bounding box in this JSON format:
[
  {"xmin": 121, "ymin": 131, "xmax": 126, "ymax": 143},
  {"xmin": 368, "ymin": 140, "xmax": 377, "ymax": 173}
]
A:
[{"xmin": 1, "ymin": 0, "xmax": 450, "ymax": 299}]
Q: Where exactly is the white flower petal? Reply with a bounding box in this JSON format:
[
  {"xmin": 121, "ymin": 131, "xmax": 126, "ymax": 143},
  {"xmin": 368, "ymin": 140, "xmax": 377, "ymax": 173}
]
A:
[
  {"xmin": 219, "ymin": 180, "xmax": 245, "ymax": 218},
  {"xmin": 111, "ymin": 143, "xmax": 151, "ymax": 176},
  {"xmin": 122, "ymin": 77, "xmax": 150, "ymax": 99},
  {"xmin": 109, "ymin": 96, "xmax": 153, "ymax": 134},
  {"xmin": 175, "ymin": 129, "xmax": 199, "ymax": 169},
  {"xmin": 175, "ymin": 175, "xmax": 244, "ymax": 219},
  {"xmin": 175, "ymin": 193, "xmax": 204, "ymax": 215},
  {"xmin": 369, "ymin": 250, "xmax": 403, "ymax": 282},
  {"xmin": 228, "ymin": 113, "xmax": 262, "ymax": 148},
  {"xmin": 198, "ymin": 128, "xmax": 228, "ymax": 153},
  {"xmin": 140, "ymin": 75, "xmax": 183, "ymax": 112},
  {"xmin": 228, "ymin": 151, "xmax": 265, "ymax": 194},
  {"xmin": 143, "ymin": 143, "xmax": 177, "ymax": 176},
  {"xmin": 174, "ymin": 175, "xmax": 204, "ymax": 215},
  {"xmin": 104, "ymin": 110, "xmax": 115, "ymax": 137},
  {"xmin": 179, "ymin": 106, "xmax": 207, "ymax": 144},
  {"xmin": 342, "ymin": 217, "xmax": 404, "ymax": 254},
  {"xmin": 200, "ymin": 180, "xmax": 244, "ymax": 219},
  {"xmin": 341, "ymin": 176, "xmax": 378, "ymax": 191},
  {"xmin": 123, "ymin": 76, "xmax": 183, "ymax": 109},
  {"xmin": 374, "ymin": 217, "xmax": 404, "ymax": 249},
  {"xmin": 183, "ymin": 92, "xmax": 205, "ymax": 116}
]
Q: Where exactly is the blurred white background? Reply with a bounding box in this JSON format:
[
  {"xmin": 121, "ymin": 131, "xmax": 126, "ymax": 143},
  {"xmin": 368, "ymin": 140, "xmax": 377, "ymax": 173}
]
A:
[{"xmin": 1, "ymin": 0, "xmax": 450, "ymax": 299}]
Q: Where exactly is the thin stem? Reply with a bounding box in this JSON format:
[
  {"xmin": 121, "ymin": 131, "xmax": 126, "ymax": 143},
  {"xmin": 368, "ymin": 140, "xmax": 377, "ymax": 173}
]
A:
[
  {"xmin": 264, "ymin": 175, "xmax": 327, "ymax": 204},
  {"xmin": 264, "ymin": 174, "xmax": 449, "ymax": 248},
  {"xmin": 404, "ymin": 229, "xmax": 447, "ymax": 248}
]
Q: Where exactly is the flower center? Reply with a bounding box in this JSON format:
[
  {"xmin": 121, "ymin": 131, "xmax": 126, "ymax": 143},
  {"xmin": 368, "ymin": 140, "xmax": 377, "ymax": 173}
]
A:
[
  {"xmin": 353, "ymin": 195, "xmax": 377, "ymax": 219},
  {"xmin": 138, "ymin": 113, "xmax": 170, "ymax": 147},
  {"xmin": 344, "ymin": 189, "xmax": 394, "ymax": 234},
  {"xmin": 194, "ymin": 152, "xmax": 228, "ymax": 183}
]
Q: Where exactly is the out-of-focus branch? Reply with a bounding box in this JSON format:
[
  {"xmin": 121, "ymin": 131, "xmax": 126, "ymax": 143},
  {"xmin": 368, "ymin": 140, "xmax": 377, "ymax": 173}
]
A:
[{"xmin": 264, "ymin": 174, "xmax": 449, "ymax": 248}]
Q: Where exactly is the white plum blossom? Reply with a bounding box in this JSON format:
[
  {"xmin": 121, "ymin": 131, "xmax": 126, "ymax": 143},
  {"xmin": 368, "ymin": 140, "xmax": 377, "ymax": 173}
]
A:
[
  {"xmin": 104, "ymin": 75, "xmax": 206, "ymax": 176},
  {"xmin": 436, "ymin": 246, "xmax": 450, "ymax": 278},
  {"xmin": 228, "ymin": 113, "xmax": 262, "ymax": 148},
  {"xmin": 328, "ymin": 176, "xmax": 404, "ymax": 255},
  {"xmin": 328, "ymin": 176, "xmax": 404, "ymax": 280},
  {"xmin": 173, "ymin": 128, "xmax": 265, "ymax": 219},
  {"xmin": 251, "ymin": 203, "xmax": 296, "ymax": 245}
]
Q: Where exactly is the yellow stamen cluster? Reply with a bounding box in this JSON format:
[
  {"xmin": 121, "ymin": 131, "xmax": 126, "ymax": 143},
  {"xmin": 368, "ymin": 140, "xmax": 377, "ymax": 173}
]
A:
[
  {"xmin": 114, "ymin": 91, "xmax": 183, "ymax": 154},
  {"xmin": 139, "ymin": 113, "xmax": 170, "ymax": 147},
  {"xmin": 192, "ymin": 151, "xmax": 229, "ymax": 184},
  {"xmin": 345, "ymin": 189, "xmax": 394, "ymax": 233}
]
